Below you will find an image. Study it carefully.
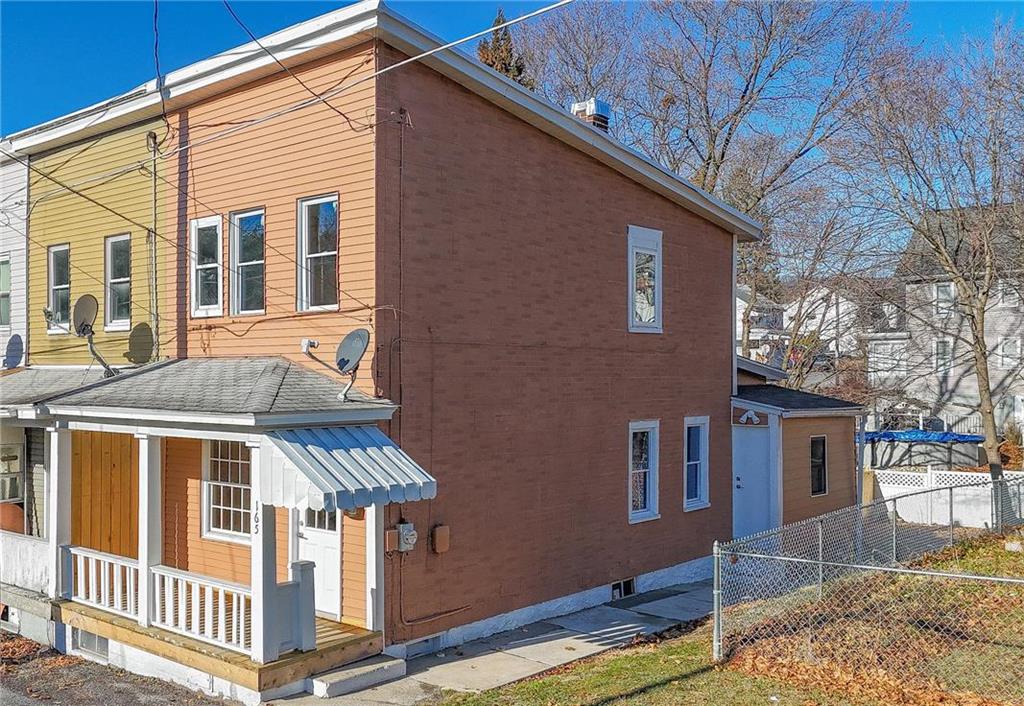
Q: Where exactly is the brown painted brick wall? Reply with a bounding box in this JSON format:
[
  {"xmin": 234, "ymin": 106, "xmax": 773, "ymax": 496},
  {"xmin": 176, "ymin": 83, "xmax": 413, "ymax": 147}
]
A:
[{"xmin": 375, "ymin": 45, "xmax": 737, "ymax": 644}]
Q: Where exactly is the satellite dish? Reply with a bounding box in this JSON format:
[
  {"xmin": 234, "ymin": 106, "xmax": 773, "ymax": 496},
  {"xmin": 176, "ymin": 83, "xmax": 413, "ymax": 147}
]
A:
[
  {"xmin": 72, "ymin": 294, "xmax": 99, "ymax": 337},
  {"xmin": 336, "ymin": 329, "xmax": 369, "ymax": 375}
]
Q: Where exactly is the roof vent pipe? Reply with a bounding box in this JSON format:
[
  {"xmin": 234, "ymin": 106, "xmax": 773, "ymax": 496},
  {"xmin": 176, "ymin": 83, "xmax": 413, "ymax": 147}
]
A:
[{"xmin": 571, "ymin": 97, "xmax": 611, "ymax": 132}]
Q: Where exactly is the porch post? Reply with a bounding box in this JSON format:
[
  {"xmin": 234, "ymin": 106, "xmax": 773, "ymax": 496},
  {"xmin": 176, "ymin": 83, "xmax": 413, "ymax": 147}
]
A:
[
  {"xmin": 46, "ymin": 425, "xmax": 72, "ymax": 600},
  {"xmin": 249, "ymin": 440, "xmax": 279, "ymax": 664},
  {"xmin": 136, "ymin": 434, "xmax": 163, "ymax": 627},
  {"xmin": 365, "ymin": 503, "xmax": 385, "ymax": 633}
]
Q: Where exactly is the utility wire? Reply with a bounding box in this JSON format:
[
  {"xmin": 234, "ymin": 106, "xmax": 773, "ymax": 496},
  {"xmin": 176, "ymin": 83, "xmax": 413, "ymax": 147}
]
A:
[{"xmin": 152, "ymin": 0, "xmax": 172, "ymax": 146}]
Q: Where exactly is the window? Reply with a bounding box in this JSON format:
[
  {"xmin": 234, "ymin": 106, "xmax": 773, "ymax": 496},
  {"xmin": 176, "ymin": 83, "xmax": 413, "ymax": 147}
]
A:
[
  {"xmin": 628, "ymin": 420, "xmax": 659, "ymax": 523},
  {"xmin": 202, "ymin": 440, "xmax": 251, "ymax": 542},
  {"xmin": 683, "ymin": 416, "xmax": 710, "ymax": 511},
  {"xmin": 999, "ymin": 280, "xmax": 1022, "ymax": 308},
  {"xmin": 104, "ymin": 234, "xmax": 131, "ymax": 330},
  {"xmin": 934, "ymin": 282, "xmax": 954, "ymax": 317},
  {"xmin": 230, "ymin": 209, "xmax": 265, "ymax": 315},
  {"xmin": 627, "ymin": 225, "xmax": 662, "ymax": 333},
  {"xmin": 303, "ymin": 508, "xmax": 337, "ymax": 532},
  {"xmin": 998, "ymin": 337, "xmax": 1021, "ymax": 370},
  {"xmin": 810, "ymin": 436, "xmax": 828, "ymax": 496},
  {"xmin": 72, "ymin": 628, "xmax": 109, "ymax": 660},
  {"xmin": 190, "ymin": 216, "xmax": 223, "ymax": 317},
  {"xmin": 0, "ymin": 257, "xmax": 10, "ymax": 327},
  {"xmin": 297, "ymin": 195, "xmax": 338, "ymax": 311},
  {"xmin": 934, "ymin": 338, "xmax": 953, "ymax": 372},
  {"xmin": 869, "ymin": 341, "xmax": 907, "ymax": 384},
  {"xmin": 47, "ymin": 244, "xmax": 70, "ymax": 332},
  {"xmin": 0, "ymin": 429, "xmax": 45, "ymax": 538}
]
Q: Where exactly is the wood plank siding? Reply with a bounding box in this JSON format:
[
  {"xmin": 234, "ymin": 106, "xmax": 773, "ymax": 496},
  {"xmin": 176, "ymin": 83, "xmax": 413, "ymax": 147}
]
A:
[
  {"xmin": 71, "ymin": 431, "xmax": 139, "ymax": 558},
  {"xmin": 27, "ymin": 120, "xmax": 168, "ymax": 365},
  {"xmin": 781, "ymin": 416, "xmax": 858, "ymax": 523},
  {"xmin": 340, "ymin": 513, "xmax": 366, "ymax": 626}
]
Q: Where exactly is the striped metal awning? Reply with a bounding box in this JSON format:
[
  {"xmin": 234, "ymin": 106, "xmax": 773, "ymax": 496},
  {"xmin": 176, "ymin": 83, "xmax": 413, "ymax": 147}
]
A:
[{"xmin": 262, "ymin": 426, "xmax": 437, "ymax": 512}]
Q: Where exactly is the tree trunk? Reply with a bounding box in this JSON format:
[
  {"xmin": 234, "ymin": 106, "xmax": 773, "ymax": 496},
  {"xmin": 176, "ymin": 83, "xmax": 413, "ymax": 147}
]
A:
[
  {"xmin": 969, "ymin": 306, "xmax": 1003, "ymax": 479},
  {"xmin": 740, "ymin": 296, "xmax": 756, "ymax": 359}
]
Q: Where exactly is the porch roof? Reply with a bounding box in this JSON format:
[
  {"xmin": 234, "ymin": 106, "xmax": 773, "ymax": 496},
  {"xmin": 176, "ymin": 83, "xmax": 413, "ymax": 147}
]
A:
[
  {"xmin": 263, "ymin": 425, "xmax": 437, "ymax": 511},
  {"xmin": 0, "ymin": 367, "xmax": 108, "ymax": 412}
]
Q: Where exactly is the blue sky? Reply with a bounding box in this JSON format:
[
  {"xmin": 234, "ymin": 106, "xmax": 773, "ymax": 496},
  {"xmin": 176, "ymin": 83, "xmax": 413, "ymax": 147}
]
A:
[{"xmin": 1, "ymin": 1, "xmax": 1019, "ymax": 136}]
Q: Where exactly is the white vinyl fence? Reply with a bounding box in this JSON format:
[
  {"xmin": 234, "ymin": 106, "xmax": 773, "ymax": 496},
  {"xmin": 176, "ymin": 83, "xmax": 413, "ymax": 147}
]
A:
[{"xmin": 872, "ymin": 467, "xmax": 1024, "ymax": 528}]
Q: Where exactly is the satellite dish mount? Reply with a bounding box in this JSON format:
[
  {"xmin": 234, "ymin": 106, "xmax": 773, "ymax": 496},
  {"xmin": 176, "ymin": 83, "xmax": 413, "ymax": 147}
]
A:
[
  {"xmin": 335, "ymin": 329, "xmax": 370, "ymax": 401},
  {"xmin": 72, "ymin": 294, "xmax": 118, "ymax": 378}
]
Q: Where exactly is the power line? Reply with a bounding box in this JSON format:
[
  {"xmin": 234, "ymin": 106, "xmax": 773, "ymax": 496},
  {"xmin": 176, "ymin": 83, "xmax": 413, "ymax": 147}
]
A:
[{"xmin": 152, "ymin": 0, "xmax": 172, "ymax": 146}]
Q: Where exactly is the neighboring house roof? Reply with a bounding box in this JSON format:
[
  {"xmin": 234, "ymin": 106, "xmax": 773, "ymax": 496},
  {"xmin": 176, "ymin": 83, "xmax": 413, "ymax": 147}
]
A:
[
  {"xmin": 896, "ymin": 207, "xmax": 1022, "ymax": 282},
  {"xmin": 1, "ymin": 1, "xmax": 761, "ymax": 242},
  {"xmin": 0, "ymin": 367, "xmax": 108, "ymax": 408},
  {"xmin": 736, "ymin": 384, "xmax": 862, "ymax": 413},
  {"xmin": 737, "ymin": 356, "xmax": 787, "ymax": 382},
  {"xmin": 736, "ymin": 284, "xmax": 783, "ymax": 309}
]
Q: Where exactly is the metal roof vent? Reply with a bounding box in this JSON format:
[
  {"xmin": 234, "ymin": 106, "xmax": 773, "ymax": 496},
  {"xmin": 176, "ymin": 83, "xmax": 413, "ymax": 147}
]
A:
[{"xmin": 571, "ymin": 97, "xmax": 611, "ymax": 132}]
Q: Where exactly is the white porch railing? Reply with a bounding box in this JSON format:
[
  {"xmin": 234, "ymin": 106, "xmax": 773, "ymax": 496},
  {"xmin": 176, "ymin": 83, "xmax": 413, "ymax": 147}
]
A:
[
  {"xmin": 65, "ymin": 546, "xmax": 140, "ymax": 619},
  {"xmin": 150, "ymin": 565, "xmax": 252, "ymax": 653}
]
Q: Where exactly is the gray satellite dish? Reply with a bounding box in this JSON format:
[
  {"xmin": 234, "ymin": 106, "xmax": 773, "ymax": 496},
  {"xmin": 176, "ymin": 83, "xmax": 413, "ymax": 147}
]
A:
[
  {"xmin": 335, "ymin": 328, "xmax": 370, "ymax": 400},
  {"xmin": 72, "ymin": 294, "xmax": 118, "ymax": 377},
  {"xmin": 72, "ymin": 294, "xmax": 99, "ymax": 337}
]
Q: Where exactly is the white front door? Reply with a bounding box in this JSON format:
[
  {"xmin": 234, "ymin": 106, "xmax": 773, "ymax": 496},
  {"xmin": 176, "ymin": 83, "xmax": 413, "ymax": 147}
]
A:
[
  {"xmin": 732, "ymin": 425, "xmax": 775, "ymax": 539},
  {"xmin": 297, "ymin": 508, "xmax": 342, "ymax": 617}
]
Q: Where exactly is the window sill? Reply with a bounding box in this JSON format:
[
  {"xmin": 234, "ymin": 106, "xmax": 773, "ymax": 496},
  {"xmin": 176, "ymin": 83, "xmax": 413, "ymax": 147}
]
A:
[
  {"xmin": 46, "ymin": 327, "xmax": 70, "ymax": 336},
  {"xmin": 299, "ymin": 304, "xmax": 339, "ymax": 314},
  {"xmin": 192, "ymin": 309, "xmax": 223, "ymax": 319},
  {"xmin": 231, "ymin": 309, "xmax": 265, "ymax": 317},
  {"xmin": 104, "ymin": 322, "xmax": 130, "ymax": 333},
  {"xmin": 201, "ymin": 529, "xmax": 251, "ymax": 546},
  {"xmin": 684, "ymin": 500, "xmax": 711, "ymax": 513},
  {"xmin": 628, "ymin": 325, "xmax": 663, "ymax": 335},
  {"xmin": 628, "ymin": 511, "xmax": 661, "ymax": 525}
]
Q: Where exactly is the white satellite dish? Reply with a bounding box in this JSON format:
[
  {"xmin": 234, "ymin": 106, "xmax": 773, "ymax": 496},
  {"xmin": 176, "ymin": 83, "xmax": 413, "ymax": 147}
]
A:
[
  {"xmin": 335, "ymin": 328, "xmax": 370, "ymax": 400},
  {"xmin": 72, "ymin": 294, "xmax": 118, "ymax": 377}
]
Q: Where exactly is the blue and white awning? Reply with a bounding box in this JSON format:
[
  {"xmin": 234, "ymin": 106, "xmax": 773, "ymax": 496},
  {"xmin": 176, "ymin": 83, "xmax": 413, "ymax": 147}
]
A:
[{"xmin": 262, "ymin": 426, "xmax": 437, "ymax": 512}]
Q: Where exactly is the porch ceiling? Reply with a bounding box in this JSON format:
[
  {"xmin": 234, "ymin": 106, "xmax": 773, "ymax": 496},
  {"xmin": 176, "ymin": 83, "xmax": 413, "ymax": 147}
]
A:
[{"xmin": 263, "ymin": 425, "xmax": 437, "ymax": 512}]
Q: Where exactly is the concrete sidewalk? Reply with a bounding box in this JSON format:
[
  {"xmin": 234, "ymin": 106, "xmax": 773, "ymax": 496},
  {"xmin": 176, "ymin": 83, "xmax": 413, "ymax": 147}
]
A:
[{"xmin": 272, "ymin": 578, "xmax": 713, "ymax": 705}]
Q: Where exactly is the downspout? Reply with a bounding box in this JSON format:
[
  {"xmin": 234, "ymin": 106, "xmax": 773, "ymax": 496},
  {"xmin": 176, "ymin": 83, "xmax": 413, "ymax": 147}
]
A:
[
  {"xmin": 856, "ymin": 412, "xmax": 867, "ymax": 505},
  {"xmin": 146, "ymin": 131, "xmax": 161, "ymax": 360}
]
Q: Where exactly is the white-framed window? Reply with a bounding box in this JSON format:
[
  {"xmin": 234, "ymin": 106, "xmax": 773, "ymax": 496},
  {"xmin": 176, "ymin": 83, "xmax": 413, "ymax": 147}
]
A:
[
  {"xmin": 0, "ymin": 255, "xmax": 10, "ymax": 328},
  {"xmin": 933, "ymin": 338, "xmax": 953, "ymax": 372},
  {"xmin": 297, "ymin": 194, "xmax": 338, "ymax": 311},
  {"xmin": 998, "ymin": 279, "xmax": 1022, "ymax": 308},
  {"xmin": 810, "ymin": 435, "xmax": 828, "ymax": 497},
  {"xmin": 683, "ymin": 416, "xmax": 710, "ymax": 511},
  {"xmin": 201, "ymin": 440, "xmax": 251, "ymax": 543},
  {"xmin": 230, "ymin": 208, "xmax": 265, "ymax": 315},
  {"xmin": 998, "ymin": 337, "xmax": 1021, "ymax": 370},
  {"xmin": 104, "ymin": 234, "xmax": 131, "ymax": 330},
  {"xmin": 628, "ymin": 420, "xmax": 659, "ymax": 523},
  {"xmin": 47, "ymin": 244, "xmax": 70, "ymax": 332},
  {"xmin": 869, "ymin": 341, "xmax": 907, "ymax": 384},
  {"xmin": 190, "ymin": 216, "xmax": 223, "ymax": 317},
  {"xmin": 934, "ymin": 282, "xmax": 955, "ymax": 317},
  {"xmin": 627, "ymin": 225, "xmax": 663, "ymax": 333},
  {"xmin": 0, "ymin": 429, "xmax": 47, "ymax": 538}
]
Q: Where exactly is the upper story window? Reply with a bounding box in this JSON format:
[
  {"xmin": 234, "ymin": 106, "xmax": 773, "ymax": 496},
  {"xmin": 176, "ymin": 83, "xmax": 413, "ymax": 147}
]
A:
[
  {"xmin": 627, "ymin": 225, "xmax": 662, "ymax": 333},
  {"xmin": 190, "ymin": 216, "xmax": 223, "ymax": 318},
  {"xmin": 998, "ymin": 337, "xmax": 1021, "ymax": 370},
  {"xmin": 47, "ymin": 244, "xmax": 70, "ymax": 332},
  {"xmin": 628, "ymin": 420, "xmax": 659, "ymax": 523},
  {"xmin": 104, "ymin": 234, "xmax": 131, "ymax": 330},
  {"xmin": 0, "ymin": 256, "xmax": 10, "ymax": 328},
  {"xmin": 869, "ymin": 341, "xmax": 907, "ymax": 384},
  {"xmin": 202, "ymin": 440, "xmax": 251, "ymax": 543},
  {"xmin": 683, "ymin": 416, "xmax": 710, "ymax": 511},
  {"xmin": 810, "ymin": 436, "xmax": 828, "ymax": 497},
  {"xmin": 934, "ymin": 282, "xmax": 955, "ymax": 317},
  {"xmin": 934, "ymin": 338, "xmax": 953, "ymax": 372},
  {"xmin": 298, "ymin": 194, "xmax": 338, "ymax": 311},
  {"xmin": 998, "ymin": 280, "xmax": 1022, "ymax": 308},
  {"xmin": 230, "ymin": 209, "xmax": 266, "ymax": 315}
]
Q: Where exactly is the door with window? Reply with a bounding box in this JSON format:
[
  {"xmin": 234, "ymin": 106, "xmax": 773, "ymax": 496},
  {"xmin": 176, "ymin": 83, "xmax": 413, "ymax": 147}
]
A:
[{"xmin": 297, "ymin": 507, "xmax": 342, "ymax": 617}]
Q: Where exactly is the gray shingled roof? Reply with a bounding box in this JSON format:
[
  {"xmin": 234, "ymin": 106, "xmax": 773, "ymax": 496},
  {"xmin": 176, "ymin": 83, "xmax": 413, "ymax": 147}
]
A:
[
  {"xmin": 736, "ymin": 384, "xmax": 861, "ymax": 412},
  {"xmin": 48, "ymin": 357, "xmax": 388, "ymax": 415},
  {"xmin": 0, "ymin": 367, "xmax": 108, "ymax": 407},
  {"xmin": 897, "ymin": 207, "xmax": 1022, "ymax": 281}
]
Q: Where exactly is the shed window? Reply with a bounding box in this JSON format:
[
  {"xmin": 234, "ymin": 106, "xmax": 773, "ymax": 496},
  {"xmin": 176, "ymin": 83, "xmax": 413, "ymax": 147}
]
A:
[
  {"xmin": 627, "ymin": 226, "xmax": 662, "ymax": 333},
  {"xmin": 0, "ymin": 257, "xmax": 10, "ymax": 327},
  {"xmin": 104, "ymin": 234, "xmax": 131, "ymax": 329},
  {"xmin": 48, "ymin": 244, "xmax": 70, "ymax": 331},
  {"xmin": 191, "ymin": 216, "xmax": 223, "ymax": 317},
  {"xmin": 629, "ymin": 420, "xmax": 659, "ymax": 522},
  {"xmin": 810, "ymin": 436, "xmax": 828, "ymax": 496},
  {"xmin": 202, "ymin": 440, "xmax": 251, "ymax": 542},
  {"xmin": 684, "ymin": 416, "xmax": 710, "ymax": 510},
  {"xmin": 298, "ymin": 195, "xmax": 338, "ymax": 311},
  {"xmin": 230, "ymin": 209, "xmax": 265, "ymax": 315}
]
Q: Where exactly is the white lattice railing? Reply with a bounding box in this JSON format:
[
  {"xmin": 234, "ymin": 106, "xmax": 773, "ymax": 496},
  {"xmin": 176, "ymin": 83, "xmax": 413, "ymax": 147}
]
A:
[
  {"xmin": 874, "ymin": 466, "xmax": 1024, "ymax": 491},
  {"xmin": 65, "ymin": 546, "xmax": 140, "ymax": 619},
  {"xmin": 150, "ymin": 565, "xmax": 251, "ymax": 653}
]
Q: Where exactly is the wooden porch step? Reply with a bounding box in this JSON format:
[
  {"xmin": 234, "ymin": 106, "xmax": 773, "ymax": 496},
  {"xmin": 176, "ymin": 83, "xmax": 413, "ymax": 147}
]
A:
[{"xmin": 310, "ymin": 654, "xmax": 407, "ymax": 698}]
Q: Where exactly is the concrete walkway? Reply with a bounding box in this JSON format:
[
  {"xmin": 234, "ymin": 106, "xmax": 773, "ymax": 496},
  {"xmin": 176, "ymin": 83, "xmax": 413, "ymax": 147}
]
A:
[{"xmin": 272, "ymin": 578, "xmax": 713, "ymax": 705}]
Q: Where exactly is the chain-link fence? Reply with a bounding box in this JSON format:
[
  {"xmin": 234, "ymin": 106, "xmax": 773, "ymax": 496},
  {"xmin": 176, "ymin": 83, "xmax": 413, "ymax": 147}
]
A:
[{"xmin": 713, "ymin": 478, "xmax": 1024, "ymax": 703}]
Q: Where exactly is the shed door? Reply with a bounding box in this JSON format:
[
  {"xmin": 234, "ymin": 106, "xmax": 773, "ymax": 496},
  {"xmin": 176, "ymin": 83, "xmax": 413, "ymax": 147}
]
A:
[
  {"xmin": 732, "ymin": 425, "xmax": 775, "ymax": 539},
  {"xmin": 297, "ymin": 508, "xmax": 341, "ymax": 618}
]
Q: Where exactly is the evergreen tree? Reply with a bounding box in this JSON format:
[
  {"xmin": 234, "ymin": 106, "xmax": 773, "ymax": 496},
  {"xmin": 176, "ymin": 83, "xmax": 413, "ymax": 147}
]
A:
[{"xmin": 477, "ymin": 8, "xmax": 535, "ymax": 90}]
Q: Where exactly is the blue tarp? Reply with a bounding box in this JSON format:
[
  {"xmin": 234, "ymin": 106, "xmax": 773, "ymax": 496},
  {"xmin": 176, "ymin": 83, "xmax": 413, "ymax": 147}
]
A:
[{"xmin": 863, "ymin": 430, "xmax": 985, "ymax": 444}]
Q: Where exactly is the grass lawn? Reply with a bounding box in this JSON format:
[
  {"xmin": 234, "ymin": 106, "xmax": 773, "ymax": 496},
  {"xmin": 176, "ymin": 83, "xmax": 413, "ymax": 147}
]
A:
[{"xmin": 439, "ymin": 624, "xmax": 872, "ymax": 706}]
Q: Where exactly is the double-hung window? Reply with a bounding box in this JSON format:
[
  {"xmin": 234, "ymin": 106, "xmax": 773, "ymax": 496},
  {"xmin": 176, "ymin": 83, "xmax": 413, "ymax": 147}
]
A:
[
  {"xmin": 627, "ymin": 225, "xmax": 663, "ymax": 333},
  {"xmin": 934, "ymin": 338, "xmax": 953, "ymax": 372},
  {"xmin": 683, "ymin": 416, "xmax": 710, "ymax": 511},
  {"xmin": 202, "ymin": 440, "xmax": 251, "ymax": 542},
  {"xmin": 104, "ymin": 234, "xmax": 131, "ymax": 330},
  {"xmin": 810, "ymin": 436, "xmax": 828, "ymax": 496},
  {"xmin": 934, "ymin": 282, "xmax": 955, "ymax": 317},
  {"xmin": 628, "ymin": 420, "xmax": 659, "ymax": 523},
  {"xmin": 0, "ymin": 429, "xmax": 46, "ymax": 538},
  {"xmin": 999, "ymin": 337, "xmax": 1021, "ymax": 370},
  {"xmin": 0, "ymin": 256, "xmax": 10, "ymax": 328},
  {"xmin": 190, "ymin": 216, "xmax": 223, "ymax": 317},
  {"xmin": 47, "ymin": 244, "xmax": 70, "ymax": 332},
  {"xmin": 230, "ymin": 209, "xmax": 265, "ymax": 315},
  {"xmin": 999, "ymin": 280, "xmax": 1022, "ymax": 308},
  {"xmin": 298, "ymin": 194, "xmax": 338, "ymax": 311}
]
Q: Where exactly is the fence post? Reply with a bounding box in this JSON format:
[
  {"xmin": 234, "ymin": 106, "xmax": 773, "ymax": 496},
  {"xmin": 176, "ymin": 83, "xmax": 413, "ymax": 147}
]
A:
[
  {"xmin": 891, "ymin": 498, "xmax": 898, "ymax": 563},
  {"xmin": 948, "ymin": 485, "xmax": 954, "ymax": 547},
  {"xmin": 712, "ymin": 540, "xmax": 723, "ymax": 662},
  {"xmin": 993, "ymin": 479, "xmax": 1003, "ymax": 534},
  {"xmin": 817, "ymin": 519, "xmax": 824, "ymax": 600}
]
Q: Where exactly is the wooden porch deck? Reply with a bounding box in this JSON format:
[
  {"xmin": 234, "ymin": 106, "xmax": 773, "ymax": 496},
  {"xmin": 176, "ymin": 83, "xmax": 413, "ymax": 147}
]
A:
[{"xmin": 56, "ymin": 601, "xmax": 381, "ymax": 691}]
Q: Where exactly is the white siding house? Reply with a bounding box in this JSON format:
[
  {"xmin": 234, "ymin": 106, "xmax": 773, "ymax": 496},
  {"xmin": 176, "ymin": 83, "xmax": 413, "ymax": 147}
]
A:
[{"xmin": 0, "ymin": 148, "xmax": 28, "ymax": 368}]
